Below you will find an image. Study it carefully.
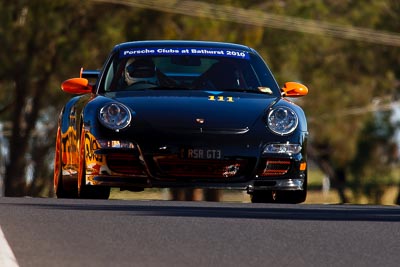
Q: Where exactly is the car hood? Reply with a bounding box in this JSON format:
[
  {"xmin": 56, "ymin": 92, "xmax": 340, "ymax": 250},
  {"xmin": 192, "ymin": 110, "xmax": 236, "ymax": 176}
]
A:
[{"xmin": 105, "ymin": 90, "xmax": 278, "ymax": 132}]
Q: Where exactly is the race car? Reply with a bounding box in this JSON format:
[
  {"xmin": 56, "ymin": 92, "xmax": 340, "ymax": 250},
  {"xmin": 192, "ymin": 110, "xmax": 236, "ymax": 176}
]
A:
[{"xmin": 54, "ymin": 40, "xmax": 309, "ymax": 203}]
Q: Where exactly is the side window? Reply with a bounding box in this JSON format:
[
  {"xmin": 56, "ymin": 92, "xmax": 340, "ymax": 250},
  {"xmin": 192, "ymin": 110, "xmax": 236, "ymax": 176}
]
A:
[
  {"xmin": 102, "ymin": 56, "xmax": 128, "ymax": 92},
  {"xmin": 104, "ymin": 63, "xmax": 114, "ymax": 91},
  {"xmin": 249, "ymin": 54, "xmax": 280, "ymax": 95},
  {"xmin": 99, "ymin": 53, "xmax": 121, "ymax": 92},
  {"xmin": 242, "ymin": 62, "xmax": 261, "ymax": 89}
]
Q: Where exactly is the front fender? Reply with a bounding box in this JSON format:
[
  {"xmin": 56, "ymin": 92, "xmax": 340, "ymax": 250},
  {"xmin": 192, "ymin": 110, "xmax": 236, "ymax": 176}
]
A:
[{"xmin": 59, "ymin": 94, "xmax": 92, "ymax": 178}]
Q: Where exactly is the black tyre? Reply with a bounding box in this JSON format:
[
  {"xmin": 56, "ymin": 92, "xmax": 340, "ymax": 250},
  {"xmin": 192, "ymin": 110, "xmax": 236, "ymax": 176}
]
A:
[
  {"xmin": 77, "ymin": 128, "xmax": 110, "ymax": 200},
  {"xmin": 251, "ymin": 188, "xmax": 307, "ymax": 204},
  {"xmin": 250, "ymin": 190, "xmax": 275, "ymax": 203},
  {"xmin": 54, "ymin": 127, "xmax": 78, "ymax": 198},
  {"xmin": 277, "ymin": 190, "xmax": 307, "ymax": 204},
  {"xmin": 79, "ymin": 184, "xmax": 110, "ymax": 199},
  {"xmin": 278, "ymin": 175, "xmax": 308, "ymax": 204}
]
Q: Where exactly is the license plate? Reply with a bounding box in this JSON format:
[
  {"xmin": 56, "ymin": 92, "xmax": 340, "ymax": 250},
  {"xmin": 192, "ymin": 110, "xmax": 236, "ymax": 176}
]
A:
[{"xmin": 181, "ymin": 148, "xmax": 222, "ymax": 159}]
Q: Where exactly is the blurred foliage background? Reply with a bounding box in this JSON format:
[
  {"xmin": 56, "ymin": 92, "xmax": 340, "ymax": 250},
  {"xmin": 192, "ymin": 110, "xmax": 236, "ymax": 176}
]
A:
[{"xmin": 0, "ymin": 0, "xmax": 399, "ymax": 204}]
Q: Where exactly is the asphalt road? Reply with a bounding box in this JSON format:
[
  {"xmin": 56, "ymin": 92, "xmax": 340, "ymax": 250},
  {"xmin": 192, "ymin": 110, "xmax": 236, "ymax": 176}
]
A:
[{"xmin": 0, "ymin": 197, "xmax": 399, "ymax": 267}]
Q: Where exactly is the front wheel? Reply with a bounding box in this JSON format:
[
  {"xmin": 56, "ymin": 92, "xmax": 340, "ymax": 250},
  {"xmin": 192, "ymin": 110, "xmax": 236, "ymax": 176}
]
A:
[
  {"xmin": 77, "ymin": 128, "xmax": 110, "ymax": 199},
  {"xmin": 250, "ymin": 190, "xmax": 275, "ymax": 203},
  {"xmin": 250, "ymin": 189, "xmax": 307, "ymax": 204},
  {"xmin": 79, "ymin": 184, "xmax": 111, "ymax": 199},
  {"xmin": 54, "ymin": 126, "xmax": 77, "ymax": 198}
]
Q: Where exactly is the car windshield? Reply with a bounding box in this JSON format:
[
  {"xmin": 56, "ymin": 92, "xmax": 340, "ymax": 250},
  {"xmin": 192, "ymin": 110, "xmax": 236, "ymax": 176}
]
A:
[{"xmin": 101, "ymin": 46, "xmax": 280, "ymax": 95}]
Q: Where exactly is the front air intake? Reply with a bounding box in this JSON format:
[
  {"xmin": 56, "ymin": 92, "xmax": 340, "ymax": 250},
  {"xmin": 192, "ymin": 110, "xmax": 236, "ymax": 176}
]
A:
[{"xmin": 258, "ymin": 160, "xmax": 291, "ymax": 176}]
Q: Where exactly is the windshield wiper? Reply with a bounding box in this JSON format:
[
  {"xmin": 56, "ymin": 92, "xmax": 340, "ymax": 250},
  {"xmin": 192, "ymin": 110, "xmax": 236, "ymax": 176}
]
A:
[
  {"xmin": 217, "ymin": 88, "xmax": 270, "ymax": 94},
  {"xmin": 150, "ymin": 85, "xmax": 194, "ymax": 90}
]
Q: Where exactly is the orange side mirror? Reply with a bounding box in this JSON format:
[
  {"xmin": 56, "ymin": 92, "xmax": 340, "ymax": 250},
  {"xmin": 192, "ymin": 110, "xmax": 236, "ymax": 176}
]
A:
[
  {"xmin": 282, "ymin": 82, "xmax": 308, "ymax": 97},
  {"xmin": 61, "ymin": 78, "xmax": 92, "ymax": 94}
]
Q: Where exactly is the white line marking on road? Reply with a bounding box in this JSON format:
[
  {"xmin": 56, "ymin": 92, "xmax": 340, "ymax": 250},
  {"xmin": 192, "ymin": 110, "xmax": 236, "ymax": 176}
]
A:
[{"xmin": 0, "ymin": 226, "xmax": 19, "ymax": 267}]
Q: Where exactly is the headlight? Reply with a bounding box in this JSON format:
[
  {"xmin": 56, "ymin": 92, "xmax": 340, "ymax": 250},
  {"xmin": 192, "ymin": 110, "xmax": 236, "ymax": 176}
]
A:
[
  {"xmin": 263, "ymin": 143, "xmax": 302, "ymax": 154},
  {"xmin": 267, "ymin": 106, "xmax": 298, "ymax": 135},
  {"xmin": 99, "ymin": 103, "xmax": 132, "ymax": 131}
]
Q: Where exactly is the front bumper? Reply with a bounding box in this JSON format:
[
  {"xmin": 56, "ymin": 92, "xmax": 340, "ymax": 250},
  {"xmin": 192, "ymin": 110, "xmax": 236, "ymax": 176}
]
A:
[
  {"xmin": 84, "ymin": 139, "xmax": 307, "ymax": 192},
  {"xmin": 91, "ymin": 175, "xmax": 306, "ymax": 192}
]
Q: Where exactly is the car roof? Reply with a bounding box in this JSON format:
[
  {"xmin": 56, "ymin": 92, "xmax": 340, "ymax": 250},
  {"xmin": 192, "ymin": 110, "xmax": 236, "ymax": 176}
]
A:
[{"xmin": 113, "ymin": 40, "xmax": 255, "ymax": 53}]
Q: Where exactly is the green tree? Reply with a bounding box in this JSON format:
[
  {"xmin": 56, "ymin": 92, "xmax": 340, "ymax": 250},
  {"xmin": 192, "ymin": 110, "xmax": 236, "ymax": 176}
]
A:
[
  {"xmin": 350, "ymin": 111, "xmax": 398, "ymax": 204},
  {"xmin": 0, "ymin": 0, "xmax": 128, "ymax": 196}
]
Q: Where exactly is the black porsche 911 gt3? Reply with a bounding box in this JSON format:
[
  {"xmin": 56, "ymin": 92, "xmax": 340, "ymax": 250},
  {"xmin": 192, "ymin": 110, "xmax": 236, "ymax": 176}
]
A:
[{"xmin": 54, "ymin": 40, "xmax": 309, "ymax": 203}]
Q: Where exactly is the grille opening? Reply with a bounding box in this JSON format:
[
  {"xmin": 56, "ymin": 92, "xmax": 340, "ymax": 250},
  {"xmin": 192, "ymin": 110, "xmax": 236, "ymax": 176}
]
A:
[
  {"xmin": 153, "ymin": 157, "xmax": 251, "ymax": 178},
  {"xmin": 107, "ymin": 153, "xmax": 146, "ymax": 175},
  {"xmin": 258, "ymin": 160, "xmax": 291, "ymax": 176}
]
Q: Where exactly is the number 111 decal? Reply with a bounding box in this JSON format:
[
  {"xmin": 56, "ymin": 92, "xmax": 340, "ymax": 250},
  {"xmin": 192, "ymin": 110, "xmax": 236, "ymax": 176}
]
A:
[{"xmin": 208, "ymin": 96, "xmax": 234, "ymax": 102}]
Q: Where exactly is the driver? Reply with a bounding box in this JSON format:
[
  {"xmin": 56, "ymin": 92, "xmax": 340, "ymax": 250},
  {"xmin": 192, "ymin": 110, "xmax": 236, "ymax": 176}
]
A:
[{"xmin": 124, "ymin": 57, "xmax": 159, "ymax": 86}]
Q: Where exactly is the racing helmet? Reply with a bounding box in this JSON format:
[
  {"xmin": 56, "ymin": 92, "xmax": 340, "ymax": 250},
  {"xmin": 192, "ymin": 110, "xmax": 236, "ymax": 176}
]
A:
[{"xmin": 124, "ymin": 58, "xmax": 158, "ymax": 86}]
